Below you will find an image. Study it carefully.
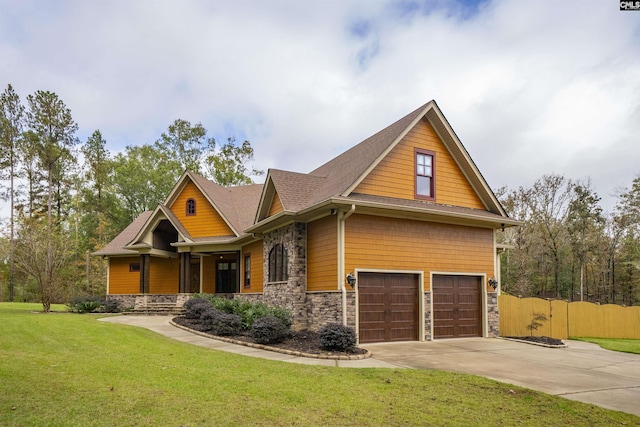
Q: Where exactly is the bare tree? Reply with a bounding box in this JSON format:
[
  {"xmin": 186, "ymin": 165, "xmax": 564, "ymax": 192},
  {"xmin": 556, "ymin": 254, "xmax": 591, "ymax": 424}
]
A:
[{"xmin": 13, "ymin": 218, "xmax": 73, "ymax": 311}]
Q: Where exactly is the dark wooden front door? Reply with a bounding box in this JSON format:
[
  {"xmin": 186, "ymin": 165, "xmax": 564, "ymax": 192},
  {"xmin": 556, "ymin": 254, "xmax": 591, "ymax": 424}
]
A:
[
  {"xmin": 216, "ymin": 260, "xmax": 237, "ymax": 293},
  {"xmin": 433, "ymin": 275, "xmax": 482, "ymax": 338},
  {"xmin": 358, "ymin": 273, "xmax": 419, "ymax": 343}
]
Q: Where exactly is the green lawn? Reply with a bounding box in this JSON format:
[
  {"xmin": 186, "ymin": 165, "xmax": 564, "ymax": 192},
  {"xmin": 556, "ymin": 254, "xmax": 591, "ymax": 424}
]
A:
[
  {"xmin": 574, "ymin": 337, "xmax": 640, "ymax": 354},
  {"xmin": 1, "ymin": 303, "xmax": 638, "ymax": 426}
]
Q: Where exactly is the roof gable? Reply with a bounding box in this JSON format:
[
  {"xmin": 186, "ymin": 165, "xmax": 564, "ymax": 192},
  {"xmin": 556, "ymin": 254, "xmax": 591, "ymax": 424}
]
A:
[
  {"xmin": 255, "ymin": 169, "xmax": 327, "ymax": 222},
  {"xmin": 353, "ymin": 117, "xmax": 486, "ymax": 210},
  {"xmin": 125, "ymin": 204, "xmax": 193, "ymax": 249},
  {"xmin": 169, "ymin": 180, "xmax": 235, "ymax": 238},
  {"xmin": 309, "ymin": 100, "xmax": 506, "ymax": 216}
]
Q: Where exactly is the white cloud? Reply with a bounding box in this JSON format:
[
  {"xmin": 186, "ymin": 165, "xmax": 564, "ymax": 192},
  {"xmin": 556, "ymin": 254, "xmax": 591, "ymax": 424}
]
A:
[{"xmin": 0, "ymin": 0, "xmax": 638, "ymax": 216}]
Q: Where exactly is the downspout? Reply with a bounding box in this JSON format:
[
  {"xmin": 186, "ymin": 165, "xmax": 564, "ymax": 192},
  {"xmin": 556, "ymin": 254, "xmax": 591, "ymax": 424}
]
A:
[{"xmin": 339, "ymin": 205, "xmax": 356, "ymax": 326}]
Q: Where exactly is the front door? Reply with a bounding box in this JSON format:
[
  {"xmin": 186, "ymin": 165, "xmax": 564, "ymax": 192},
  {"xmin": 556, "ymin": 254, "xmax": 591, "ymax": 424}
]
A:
[{"xmin": 216, "ymin": 260, "xmax": 238, "ymax": 293}]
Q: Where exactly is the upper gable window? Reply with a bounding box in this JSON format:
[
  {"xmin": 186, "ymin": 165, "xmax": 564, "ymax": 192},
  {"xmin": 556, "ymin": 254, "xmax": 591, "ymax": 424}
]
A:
[
  {"xmin": 186, "ymin": 198, "xmax": 196, "ymax": 216},
  {"xmin": 415, "ymin": 149, "xmax": 435, "ymax": 200},
  {"xmin": 268, "ymin": 244, "xmax": 288, "ymax": 282}
]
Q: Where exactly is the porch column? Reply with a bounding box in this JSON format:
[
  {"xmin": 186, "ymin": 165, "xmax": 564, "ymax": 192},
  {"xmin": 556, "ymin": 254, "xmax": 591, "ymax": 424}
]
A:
[
  {"xmin": 179, "ymin": 252, "xmax": 192, "ymax": 293},
  {"xmin": 139, "ymin": 254, "xmax": 150, "ymax": 294}
]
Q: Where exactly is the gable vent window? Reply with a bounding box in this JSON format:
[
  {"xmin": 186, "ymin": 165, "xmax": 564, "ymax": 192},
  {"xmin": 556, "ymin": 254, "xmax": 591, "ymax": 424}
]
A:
[
  {"xmin": 415, "ymin": 149, "xmax": 435, "ymax": 200},
  {"xmin": 186, "ymin": 198, "xmax": 196, "ymax": 216},
  {"xmin": 268, "ymin": 244, "xmax": 288, "ymax": 282}
]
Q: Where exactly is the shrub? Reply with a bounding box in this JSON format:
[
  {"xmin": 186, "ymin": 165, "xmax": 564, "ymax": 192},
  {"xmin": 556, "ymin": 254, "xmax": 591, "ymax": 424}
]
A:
[
  {"xmin": 251, "ymin": 316, "xmax": 290, "ymax": 344},
  {"xmin": 101, "ymin": 299, "xmax": 121, "ymax": 313},
  {"xmin": 206, "ymin": 310, "xmax": 242, "ymax": 336},
  {"xmin": 184, "ymin": 298, "xmax": 212, "ymax": 320},
  {"xmin": 200, "ymin": 307, "xmax": 221, "ymax": 330},
  {"xmin": 203, "ymin": 296, "xmax": 292, "ymax": 330},
  {"xmin": 319, "ymin": 323, "xmax": 357, "ymax": 352},
  {"xmin": 68, "ymin": 296, "xmax": 102, "ymax": 313}
]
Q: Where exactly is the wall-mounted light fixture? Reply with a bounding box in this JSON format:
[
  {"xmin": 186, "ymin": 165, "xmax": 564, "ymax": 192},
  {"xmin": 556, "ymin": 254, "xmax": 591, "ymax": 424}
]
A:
[
  {"xmin": 346, "ymin": 273, "xmax": 357, "ymax": 288},
  {"xmin": 488, "ymin": 277, "xmax": 498, "ymax": 290}
]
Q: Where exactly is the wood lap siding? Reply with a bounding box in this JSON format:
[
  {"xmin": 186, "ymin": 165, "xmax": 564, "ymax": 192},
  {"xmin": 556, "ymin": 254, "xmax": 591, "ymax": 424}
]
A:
[
  {"xmin": 170, "ymin": 181, "xmax": 234, "ymax": 238},
  {"xmin": 268, "ymin": 192, "xmax": 284, "ymax": 217},
  {"xmin": 108, "ymin": 257, "xmax": 140, "ymax": 294},
  {"xmin": 353, "ymin": 119, "xmax": 485, "ymax": 210},
  {"xmin": 241, "ymin": 240, "xmax": 264, "ymax": 293},
  {"xmin": 149, "ymin": 258, "xmax": 179, "ymax": 294},
  {"xmin": 345, "ymin": 214, "xmax": 494, "ymax": 291},
  {"xmin": 307, "ymin": 216, "xmax": 338, "ymax": 291}
]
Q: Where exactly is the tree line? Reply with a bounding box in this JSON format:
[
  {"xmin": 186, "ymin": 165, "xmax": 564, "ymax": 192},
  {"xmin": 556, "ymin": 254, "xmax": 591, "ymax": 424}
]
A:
[
  {"xmin": 498, "ymin": 174, "xmax": 640, "ymax": 306},
  {"xmin": 0, "ymin": 83, "xmax": 262, "ymax": 310}
]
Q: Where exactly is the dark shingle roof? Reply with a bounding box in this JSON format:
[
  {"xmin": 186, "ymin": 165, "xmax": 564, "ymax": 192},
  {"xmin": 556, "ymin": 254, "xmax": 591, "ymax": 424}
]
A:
[{"xmin": 92, "ymin": 211, "xmax": 153, "ymax": 256}]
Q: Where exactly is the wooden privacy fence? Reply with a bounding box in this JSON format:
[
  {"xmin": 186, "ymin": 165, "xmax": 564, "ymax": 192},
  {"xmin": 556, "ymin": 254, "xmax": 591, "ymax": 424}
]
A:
[{"xmin": 498, "ymin": 294, "xmax": 640, "ymax": 339}]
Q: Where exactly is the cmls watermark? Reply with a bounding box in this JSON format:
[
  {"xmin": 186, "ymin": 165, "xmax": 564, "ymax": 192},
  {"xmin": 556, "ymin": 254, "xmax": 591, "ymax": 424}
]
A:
[{"xmin": 620, "ymin": 1, "xmax": 640, "ymax": 10}]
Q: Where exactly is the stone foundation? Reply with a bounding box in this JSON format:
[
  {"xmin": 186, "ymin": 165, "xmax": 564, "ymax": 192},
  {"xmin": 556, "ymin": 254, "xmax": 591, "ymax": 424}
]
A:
[
  {"xmin": 305, "ymin": 292, "xmax": 356, "ymax": 331},
  {"xmin": 106, "ymin": 294, "xmax": 189, "ymax": 311}
]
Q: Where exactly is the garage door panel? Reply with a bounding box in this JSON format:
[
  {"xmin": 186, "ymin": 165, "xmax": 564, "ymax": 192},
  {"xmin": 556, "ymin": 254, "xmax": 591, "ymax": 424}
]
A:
[
  {"xmin": 434, "ymin": 325, "xmax": 454, "ymax": 338},
  {"xmin": 359, "ymin": 273, "xmax": 418, "ymax": 343},
  {"xmin": 433, "ymin": 275, "xmax": 482, "ymax": 339}
]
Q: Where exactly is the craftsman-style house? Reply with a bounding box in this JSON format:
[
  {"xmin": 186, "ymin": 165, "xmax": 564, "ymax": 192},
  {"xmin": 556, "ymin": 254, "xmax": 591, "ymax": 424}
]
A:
[{"xmin": 94, "ymin": 100, "xmax": 519, "ymax": 343}]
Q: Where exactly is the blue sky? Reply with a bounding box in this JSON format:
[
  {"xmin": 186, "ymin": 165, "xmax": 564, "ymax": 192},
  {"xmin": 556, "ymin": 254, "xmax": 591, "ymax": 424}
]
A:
[{"xmin": 1, "ymin": 0, "xmax": 639, "ymax": 215}]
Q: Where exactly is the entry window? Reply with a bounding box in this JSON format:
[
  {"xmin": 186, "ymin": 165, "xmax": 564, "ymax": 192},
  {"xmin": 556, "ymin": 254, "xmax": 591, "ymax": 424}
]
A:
[
  {"xmin": 244, "ymin": 255, "xmax": 251, "ymax": 288},
  {"xmin": 268, "ymin": 244, "xmax": 288, "ymax": 282},
  {"xmin": 186, "ymin": 198, "xmax": 196, "ymax": 216},
  {"xmin": 129, "ymin": 263, "xmax": 140, "ymax": 272},
  {"xmin": 415, "ymin": 149, "xmax": 435, "ymax": 200}
]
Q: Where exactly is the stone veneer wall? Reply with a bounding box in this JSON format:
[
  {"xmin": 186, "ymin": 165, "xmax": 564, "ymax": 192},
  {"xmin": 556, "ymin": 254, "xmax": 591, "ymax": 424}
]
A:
[
  {"xmin": 487, "ymin": 292, "xmax": 499, "ymax": 337},
  {"xmin": 424, "ymin": 292, "xmax": 432, "ymax": 341},
  {"xmin": 105, "ymin": 294, "xmax": 187, "ymax": 310},
  {"xmin": 261, "ymin": 222, "xmax": 308, "ymax": 330},
  {"xmin": 305, "ymin": 292, "xmax": 355, "ymax": 331}
]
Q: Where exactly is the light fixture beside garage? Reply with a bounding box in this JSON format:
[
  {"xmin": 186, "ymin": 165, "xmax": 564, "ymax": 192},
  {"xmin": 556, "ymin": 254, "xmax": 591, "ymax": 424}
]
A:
[
  {"xmin": 488, "ymin": 277, "xmax": 498, "ymax": 290},
  {"xmin": 346, "ymin": 273, "xmax": 357, "ymax": 288}
]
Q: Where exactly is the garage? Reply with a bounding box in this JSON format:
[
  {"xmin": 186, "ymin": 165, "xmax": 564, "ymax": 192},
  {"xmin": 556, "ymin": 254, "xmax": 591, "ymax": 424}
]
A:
[
  {"xmin": 358, "ymin": 272, "xmax": 419, "ymax": 343},
  {"xmin": 432, "ymin": 275, "xmax": 482, "ymax": 338}
]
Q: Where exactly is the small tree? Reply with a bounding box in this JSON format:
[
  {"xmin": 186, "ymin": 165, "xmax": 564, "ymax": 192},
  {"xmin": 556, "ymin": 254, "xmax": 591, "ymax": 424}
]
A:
[
  {"xmin": 527, "ymin": 312, "xmax": 548, "ymax": 337},
  {"xmin": 13, "ymin": 218, "xmax": 73, "ymax": 311}
]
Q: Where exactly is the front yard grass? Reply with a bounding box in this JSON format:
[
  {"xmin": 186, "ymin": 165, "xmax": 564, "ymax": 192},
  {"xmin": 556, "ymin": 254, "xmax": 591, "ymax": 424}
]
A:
[
  {"xmin": 1, "ymin": 303, "xmax": 638, "ymax": 426},
  {"xmin": 574, "ymin": 337, "xmax": 640, "ymax": 355}
]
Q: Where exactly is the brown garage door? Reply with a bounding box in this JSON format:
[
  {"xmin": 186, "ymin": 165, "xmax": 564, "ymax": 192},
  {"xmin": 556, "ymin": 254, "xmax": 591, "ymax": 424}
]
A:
[
  {"xmin": 358, "ymin": 273, "xmax": 419, "ymax": 343},
  {"xmin": 433, "ymin": 275, "xmax": 482, "ymax": 339}
]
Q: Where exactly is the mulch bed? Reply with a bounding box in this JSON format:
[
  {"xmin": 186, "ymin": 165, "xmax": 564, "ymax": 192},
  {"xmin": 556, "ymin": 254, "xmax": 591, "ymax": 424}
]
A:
[
  {"xmin": 504, "ymin": 336, "xmax": 565, "ymax": 346},
  {"xmin": 172, "ymin": 317, "xmax": 368, "ymax": 357}
]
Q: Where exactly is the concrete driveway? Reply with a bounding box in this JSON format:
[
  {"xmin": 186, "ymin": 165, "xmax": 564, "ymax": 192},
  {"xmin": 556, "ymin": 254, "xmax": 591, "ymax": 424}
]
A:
[{"xmin": 366, "ymin": 338, "xmax": 640, "ymax": 417}]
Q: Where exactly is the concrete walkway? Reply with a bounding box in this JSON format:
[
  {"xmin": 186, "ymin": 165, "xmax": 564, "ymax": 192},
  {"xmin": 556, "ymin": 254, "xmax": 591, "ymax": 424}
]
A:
[{"xmin": 100, "ymin": 315, "xmax": 640, "ymax": 417}]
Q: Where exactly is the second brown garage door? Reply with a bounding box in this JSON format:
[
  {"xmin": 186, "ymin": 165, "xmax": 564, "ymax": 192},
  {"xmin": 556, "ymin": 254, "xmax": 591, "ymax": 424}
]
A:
[
  {"xmin": 432, "ymin": 275, "xmax": 482, "ymax": 339},
  {"xmin": 358, "ymin": 272, "xmax": 419, "ymax": 343}
]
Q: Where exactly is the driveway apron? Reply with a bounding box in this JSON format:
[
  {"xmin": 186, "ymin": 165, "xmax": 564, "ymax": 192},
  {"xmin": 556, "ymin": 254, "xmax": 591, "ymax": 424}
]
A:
[{"xmin": 366, "ymin": 338, "xmax": 640, "ymax": 417}]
